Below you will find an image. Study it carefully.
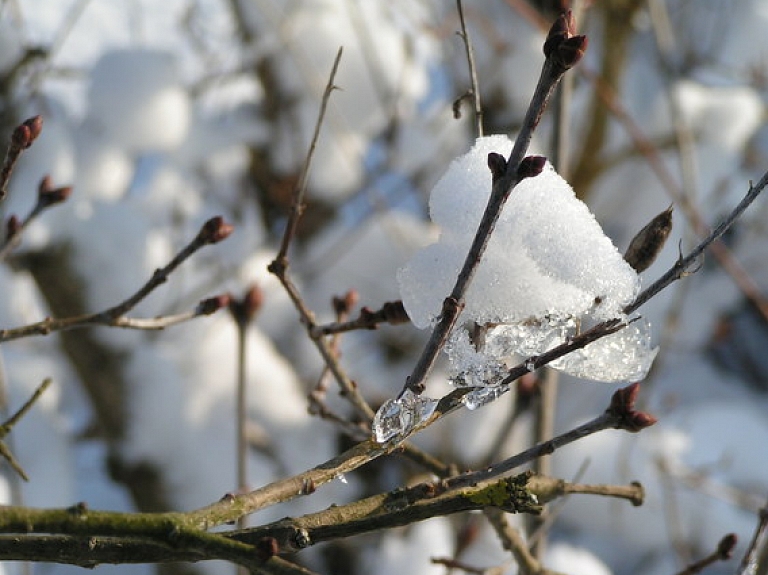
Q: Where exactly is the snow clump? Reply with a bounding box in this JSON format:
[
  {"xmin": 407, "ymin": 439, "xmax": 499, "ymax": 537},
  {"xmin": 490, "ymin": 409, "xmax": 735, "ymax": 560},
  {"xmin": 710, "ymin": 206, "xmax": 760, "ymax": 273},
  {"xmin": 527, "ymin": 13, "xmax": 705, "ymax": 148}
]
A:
[{"xmin": 398, "ymin": 136, "xmax": 657, "ymax": 401}]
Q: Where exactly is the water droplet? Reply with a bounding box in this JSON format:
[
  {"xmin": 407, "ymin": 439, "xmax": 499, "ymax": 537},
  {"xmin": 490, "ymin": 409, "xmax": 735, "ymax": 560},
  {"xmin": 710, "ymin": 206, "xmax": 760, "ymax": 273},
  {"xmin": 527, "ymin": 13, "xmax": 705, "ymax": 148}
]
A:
[
  {"xmin": 462, "ymin": 383, "xmax": 510, "ymax": 410},
  {"xmin": 372, "ymin": 389, "xmax": 438, "ymax": 443},
  {"xmin": 336, "ymin": 473, "xmax": 348, "ymax": 484},
  {"xmin": 525, "ymin": 359, "xmax": 536, "ymax": 372}
]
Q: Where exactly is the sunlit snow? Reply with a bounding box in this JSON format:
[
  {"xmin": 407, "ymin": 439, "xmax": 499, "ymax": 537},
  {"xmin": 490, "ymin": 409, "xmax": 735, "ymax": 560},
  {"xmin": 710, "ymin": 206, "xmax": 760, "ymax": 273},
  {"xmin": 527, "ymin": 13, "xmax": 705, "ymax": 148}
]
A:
[{"xmin": 398, "ymin": 135, "xmax": 657, "ymax": 388}]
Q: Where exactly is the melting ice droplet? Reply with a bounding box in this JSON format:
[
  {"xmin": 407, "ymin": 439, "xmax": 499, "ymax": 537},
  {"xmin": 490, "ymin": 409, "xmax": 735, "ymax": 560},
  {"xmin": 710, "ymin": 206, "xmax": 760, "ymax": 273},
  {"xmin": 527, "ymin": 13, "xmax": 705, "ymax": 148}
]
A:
[{"xmin": 372, "ymin": 389, "xmax": 438, "ymax": 443}]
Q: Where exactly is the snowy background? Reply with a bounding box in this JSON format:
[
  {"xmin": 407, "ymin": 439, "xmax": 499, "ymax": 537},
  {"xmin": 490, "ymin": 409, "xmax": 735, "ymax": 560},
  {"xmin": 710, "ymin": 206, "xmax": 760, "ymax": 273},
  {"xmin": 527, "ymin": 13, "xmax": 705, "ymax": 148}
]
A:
[{"xmin": 0, "ymin": 1, "xmax": 767, "ymax": 575}]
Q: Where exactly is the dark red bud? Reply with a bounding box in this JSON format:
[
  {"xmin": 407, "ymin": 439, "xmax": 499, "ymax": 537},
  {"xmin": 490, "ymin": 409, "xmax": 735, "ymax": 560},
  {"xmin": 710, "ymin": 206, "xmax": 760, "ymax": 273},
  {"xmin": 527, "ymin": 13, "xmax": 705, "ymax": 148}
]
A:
[
  {"xmin": 544, "ymin": 11, "xmax": 574, "ymax": 58},
  {"xmin": 47, "ymin": 186, "xmax": 72, "ymax": 206},
  {"xmin": 197, "ymin": 294, "xmax": 232, "ymax": 315},
  {"xmin": 556, "ymin": 35, "xmax": 588, "ymax": 70},
  {"xmin": 255, "ymin": 537, "xmax": 279, "ymax": 561},
  {"xmin": 23, "ymin": 116, "xmax": 43, "ymax": 144},
  {"xmin": 624, "ymin": 411, "xmax": 658, "ymax": 432},
  {"xmin": 38, "ymin": 175, "xmax": 53, "ymax": 196},
  {"xmin": 242, "ymin": 284, "xmax": 263, "ymax": 320},
  {"xmin": 37, "ymin": 176, "xmax": 72, "ymax": 208},
  {"xmin": 333, "ymin": 290, "xmax": 358, "ymax": 316},
  {"xmin": 5, "ymin": 215, "xmax": 21, "ymax": 241},
  {"xmin": 717, "ymin": 533, "xmax": 737, "ymax": 560},
  {"xmin": 11, "ymin": 124, "xmax": 31, "ymax": 149},
  {"xmin": 607, "ymin": 383, "xmax": 658, "ymax": 432},
  {"xmin": 487, "ymin": 152, "xmax": 507, "ymax": 183},
  {"xmin": 228, "ymin": 285, "xmax": 263, "ymax": 325},
  {"xmin": 517, "ymin": 155, "xmax": 546, "ymax": 180},
  {"xmin": 381, "ymin": 300, "xmax": 409, "ymax": 325},
  {"xmin": 10, "ymin": 116, "xmax": 43, "ymax": 149},
  {"xmin": 198, "ymin": 216, "xmax": 233, "ymax": 244},
  {"xmin": 609, "ymin": 381, "xmax": 640, "ymax": 413}
]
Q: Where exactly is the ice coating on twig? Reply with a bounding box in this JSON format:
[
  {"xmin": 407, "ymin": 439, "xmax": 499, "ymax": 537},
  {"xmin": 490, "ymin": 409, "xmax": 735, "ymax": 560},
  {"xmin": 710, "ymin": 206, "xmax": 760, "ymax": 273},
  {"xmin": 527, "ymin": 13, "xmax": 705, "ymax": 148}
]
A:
[{"xmin": 372, "ymin": 389, "xmax": 438, "ymax": 443}]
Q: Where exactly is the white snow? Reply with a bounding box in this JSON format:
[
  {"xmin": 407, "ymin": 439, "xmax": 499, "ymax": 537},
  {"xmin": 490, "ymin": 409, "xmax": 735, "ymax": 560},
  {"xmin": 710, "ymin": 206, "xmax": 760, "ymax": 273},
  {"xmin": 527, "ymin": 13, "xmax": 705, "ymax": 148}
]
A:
[
  {"xmin": 88, "ymin": 49, "xmax": 191, "ymax": 153},
  {"xmin": 398, "ymin": 135, "xmax": 656, "ymax": 386},
  {"xmin": 399, "ymin": 136, "xmax": 640, "ymax": 328}
]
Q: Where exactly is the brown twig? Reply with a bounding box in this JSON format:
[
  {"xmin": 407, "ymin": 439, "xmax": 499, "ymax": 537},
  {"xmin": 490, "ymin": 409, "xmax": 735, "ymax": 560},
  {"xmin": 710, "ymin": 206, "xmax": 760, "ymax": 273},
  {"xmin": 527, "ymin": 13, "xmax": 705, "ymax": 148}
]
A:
[
  {"xmin": 442, "ymin": 383, "xmax": 655, "ymax": 492},
  {"xmin": 506, "ymin": 1, "xmax": 768, "ymax": 323},
  {"xmin": 580, "ymin": 62, "xmax": 768, "ymax": 321},
  {"xmin": 0, "ymin": 175, "xmax": 73, "ymax": 261},
  {"xmin": 0, "ymin": 508, "xmax": 318, "ymax": 574},
  {"xmin": 484, "ymin": 507, "xmax": 566, "ymax": 575},
  {"xmin": 675, "ymin": 533, "xmax": 737, "ymax": 575},
  {"xmin": 738, "ymin": 502, "xmax": 768, "ymax": 575},
  {"xmin": 268, "ymin": 48, "xmax": 377, "ymax": 422},
  {"xmin": 0, "ymin": 116, "xmax": 43, "ymax": 201},
  {"xmin": 625, "ymin": 173, "xmax": 767, "ymax": 315},
  {"xmin": 400, "ymin": 13, "xmax": 587, "ymax": 398},
  {"xmin": 274, "ymin": 47, "xmax": 342, "ymax": 264},
  {"xmin": 308, "ymin": 291, "xmax": 356, "ymax": 412},
  {"xmin": 309, "ymin": 300, "xmax": 409, "ymax": 338},
  {"xmin": 0, "ymin": 378, "xmax": 52, "ymax": 480},
  {"xmin": 0, "ymin": 217, "xmax": 233, "ymax": 342},
  {"xmin": 228, "ymin": 286, "xmax": 263, "ymax": 536},
  {"xmin": 456, "ymin": 0, "xmax": 484, "ymax": 137},
  {"xmin": 229, "ymin": 473, "xmax": 541, "ymax": 552}
]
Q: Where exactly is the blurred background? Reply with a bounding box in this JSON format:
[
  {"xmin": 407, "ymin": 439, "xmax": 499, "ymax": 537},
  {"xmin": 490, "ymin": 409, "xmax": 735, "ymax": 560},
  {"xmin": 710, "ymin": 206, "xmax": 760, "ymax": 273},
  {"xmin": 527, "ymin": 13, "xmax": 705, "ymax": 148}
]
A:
[{"xmin": 0, "ymin": 1, "xmax": 767, "ymax": 575}]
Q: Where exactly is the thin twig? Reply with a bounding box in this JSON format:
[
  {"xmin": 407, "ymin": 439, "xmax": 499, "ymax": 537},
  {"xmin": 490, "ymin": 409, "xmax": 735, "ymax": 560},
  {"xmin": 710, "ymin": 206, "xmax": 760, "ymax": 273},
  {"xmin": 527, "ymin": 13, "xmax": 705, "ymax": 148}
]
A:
[
  {"xmin": 484, "ymin": 507, "xmax": 566, "ymax": 575},
  {"xmin": 626, "ymin": 173, "xmax": 768, "ymax": 314},
  {"xmin": 0, "ymin": 116, "xmax": 43, "ymax": 200},
  {"xmin": 0, "ymin": 175, "xmax": 73, "ymax": 261},
  {"xmin": 674, "ymin": 533, "xmax": 737, "ymax": 575},
  {"xmin": 308, "ymin": 291, "xmax": 356, "ymax": 410},
  {"xmin": 738, "ymin": 502, "xmax": 768, "ymax": 575},
  {"xmin": 268, "ymin": 48, "xmax": 376, "ymax": 422},
  {"xmin": 0, "ymin": 218, "xmax": 232, "ymax": 343},
  {"xmin": 0, "ymin": 378, "xmax": 52, "ymax": 480},
  {"xmin": 275, "ymin": 47, "xmax": 342, "ymax": 263},
  {"xmin": 443, "ymin": 383, "xmax": 655, "ymax": 492},
  {"xmin": 506, "ymin": 2, "xmax": 768, "ymax": 323},
  {"xmin": 580, "ymin": 62, "xmax": 768, "ymax": 321},
  {"xmin": 309, "ymin": 300, "xmax": 409, "ymax": 338},
  {"xmin": 456, "ymin": 0, "xmax": 483, "ymax": 137},
  {"xmin": 401, "ymin": 15, "xmax": 587, "ymax": 398}
]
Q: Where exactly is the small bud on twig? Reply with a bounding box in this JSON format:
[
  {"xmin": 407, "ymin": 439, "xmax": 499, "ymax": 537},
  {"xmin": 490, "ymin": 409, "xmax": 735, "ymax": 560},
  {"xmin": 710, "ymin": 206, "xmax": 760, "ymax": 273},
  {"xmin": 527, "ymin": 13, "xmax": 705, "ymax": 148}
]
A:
[
  {"xmin": 543, "ymin": 11, "xmax": 576, "ymax": 59},
  {"xmin": 23, "ymin": 116, "xmax": 43, "ymax": 146},
  {"xmin": 10, "ymin": 116, "xmax": 43, "ymax": 150},
  {"xmin": 197, "ymin": 294, "xmax": 232, "ymax": 316},
  {"xmin": 716, "ymin": 533, "xmax": 737, "ymax": 560},
  {"xmin": 5, "ymin": 215, "xmax": 21, "ymax": 241},
  {"xmin": 197, "ymin": 216, "xmax": 234, "ymax": 244},
  {"xmin": 543, "ymin": 12, "xmax": 587, "ymax": 72},
  {"xmin": 606, "ymin": 382, "xmax": 658, "ymax": 432},
  {"xmin": 517, "ymin": 155, "xmax": 546, "ymax": 180},
  {"xmin": 487, "ymin": 152, "xmax": 507, "ymax": 183},
  {"xmin": 228, "ymin": 285, "xmax": 263, "ymax": 325},
  {"xmin": 624, "ymin": 206, "xmax": 674, "ymax": 273},
  {"xmin": 333, "ymin": 290, "xmax": 359, "ymax": 316},
  {"xmin": 554, "ymin": 35, "xmax": 588, "ymax": 70},
  {"xmin": 37, "ymin": 176, "xmax": 72, "ymax": 209}
]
